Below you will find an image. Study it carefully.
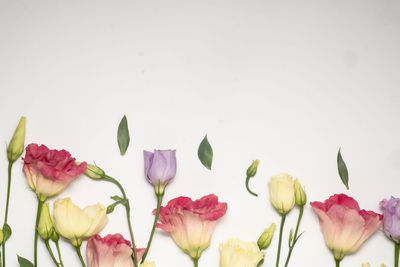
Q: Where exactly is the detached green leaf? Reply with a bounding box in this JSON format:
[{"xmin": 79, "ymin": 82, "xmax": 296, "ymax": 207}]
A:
[
  {"xmin": 117, "ymin": 115, "xmax": 130, "ymax": 155},
  {"xmin": 337, "ymin": 148, "xmax": 349, "ymax": 189},
  {"xmin": 198, "ymin": 135, "xmax": 213, "ymax": 170},
  {"xmin": 17, "ymin": 255, "xmax": 34, "ymax": 267},
  {"xmin": 3, "ymin": 223, "xmax": 12, "ymax": 242}
]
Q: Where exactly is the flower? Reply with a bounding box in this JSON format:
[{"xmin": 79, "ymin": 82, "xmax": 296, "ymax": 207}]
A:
[
  {"xmin": 294, "ymin": 178, "xmax": 307, "ymax": 206},
  {"xmin": 23, "ymin": 144, "xmax": 87, "ymax": 201},
  {"xmin": 157, "ymin": 194, "xmax": 227, "ymax": 260},
  {"xmin": 362, "ymin": 264, "xmax": 386, "ymax": 267},
  {"xmin": 144, "ymin": 150, "xmax": 176, "ymax": 196},
  {"xmin": 53, "ymin": 198, "xmax": 108, "ymax": 247},
  {"xmin": 268, "ymin": 173, "xmax": 295, "ymax": 214},
  {"xmin": 219, "ymin": 238, "xmax": 264, "ymax": 267},
  {"xmin": 38, "ymin": 203, "xmax": 55, "ymax": 241},
  {"xmin": 139, "ymin": 262, "xmax": 156, "ymax": 267},
  {"xmin": 310, "ymin": 194, "xmax": 382, "ymax": 261},
  {"xmin": 7, "ymin": 116, "xmax": 26, "ymax": 162},
  {"xmin": 86, "ymin": 233, "xmax": 145, "ymax": 267},
  {"xmin": 257, "ymin": 223, "xmax": 276, "ymax": 250},
  {"xmin": 380, "ymin": 197, "xmax": 400, "ymax": 243}
]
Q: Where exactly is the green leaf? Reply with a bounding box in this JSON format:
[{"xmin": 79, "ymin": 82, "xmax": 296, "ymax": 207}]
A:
[
  {"xmin": 117, "ymin": 115, "xmax": 130, "ymax": 156},
  {"xmin": 198, "ymin": 135, "xmax": 213, "ymax": 170},
  {"xmin": 17, "ymin": 255, "xmax": 34, "ymax": 267},
  {"xmin": 3, "ymin": 223, "xmax": 12, "ymax": 242},
  {"xmin": 337, "ymin": 148, "xmax": 349, "ymax": 189}
]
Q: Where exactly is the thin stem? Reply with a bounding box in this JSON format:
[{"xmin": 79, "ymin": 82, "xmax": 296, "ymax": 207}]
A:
[
  {"xmin": 395, "ymin": 242, "xmax": 399, "ymax": 267},
  {"xmin": 192, "ymin": 258, "xmax": 199, "ymax": 267},
  {"xmin": 2, "ymin": 161, "xmax": 14, "ymax": 267},
  {"xmin": 75, "ymin": 246, "xmax": 86, "ymax": 267},
  {"xmin": 141, "ymin": 194, "xmax": 163, "ymax": 263},
  {"xmin": 103, "ymin": 175, "xmax": 138, "ymax": 267},
  {"xmin": 245, "ymin": 175, "xmax": 258, "ymax": 197},
  {"xmin": 55, "ymin": 240, "xmax": 65, "ymax": 267},
  {"xmin": 284, "ymin": 206, "xmax": 304, "ymax": 267},
  {"xmin": 34, "ymin": 199, "xmax": 44, "ymax": 267},
  {"xmin": 44, "ymin": 240, "xmax": 59, "ymax": 267},
  {"xmin": 335, "ymin": 259, "xmax": 341, "ymax": 267},
  {"xmin": 275, "ymin": 214, "xmax": 287, "ymax": 267}
]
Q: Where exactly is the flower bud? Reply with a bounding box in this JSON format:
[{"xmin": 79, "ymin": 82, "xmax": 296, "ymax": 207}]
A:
[
  {"xmin": 268, "ymin": 173, "xmax": 295, "ymax": 215},
  {"xmin": 83, "ymin": 163, "xmax": 105, "ymax": 180},
  {"xmin": 51, "ymin": 230, "xmax": 59, "ymax": 242},
  {"xmin": 7, "ymin": 116, "xmax": 26, "ymax": 162},
  {"xmin": 246, "ymin": 160, "xmax": 259, "ymax": 178},
  {"xmin": 362, "ymin": 263, "xmax": 371, "ymax": 267},
  {"xmin": 294, "ymin": 179, "xmax": 307, "ymax": 206},
  {"xmin": 38, "ymin": 203, "xmax": 54, "ymax": 241},
  {"xmin": 257, "ymin": 223, "xmax": 276, "ymax": 250},
  {"xmin": 0, "ymin": 228, "xmax": 3, "ymax": 243},
  {"xmin": 140, "ymin": 262, "xmax": 156, "ymax": 267}
]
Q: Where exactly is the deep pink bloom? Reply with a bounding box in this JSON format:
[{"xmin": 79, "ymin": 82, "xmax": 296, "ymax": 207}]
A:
[
  {"xmin": 310, "ymin": 194, "xmax": 382, "ymax": 261},
  {"xmin": 86, "ymin": 234, "xmax": 145, "ymax": 267},
  {"xmin": 157, "ymin": 194, "xmax": 227, "ymax": 259},
  {"xmin": 23, "ymin": 143, "xmax": 86, "ymax": 201}
]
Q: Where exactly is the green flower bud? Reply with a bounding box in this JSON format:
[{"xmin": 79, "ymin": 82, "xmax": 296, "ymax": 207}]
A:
[
  {"xmin": 7, "ymin": 116, "xmax": 26, "ymax": 162},
  {"xmin": 82, "ymin": 163, "xmax": 105, "ymax": 180},
  {"xmin": 38, "ymin": 203, "xmax": 54, "ymax": 241},
  {"xmin": 257, "ymin": 223, "xmax": 276, "ymax": 250},
  {"xmin": 0, "ymin": 228, "xmax": 3, "ymax": 243},
  {"xmin": 294, "ymin": 179, "xmax": 307, "ymax": 207},
  {"xmin": 51, "ymin": 230, "xmax": 59, "ymax": 242},
  {"xmin": 246, "ymin": 160, "xmax": 259, "ymax": 178}
]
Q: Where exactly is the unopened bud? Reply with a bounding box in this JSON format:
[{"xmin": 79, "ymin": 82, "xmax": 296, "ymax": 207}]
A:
[
  {"xmin": 294, "ymin": 179, "xmax": 307, "ymax": 206},
  {"xmin": 7, "ymin": 116, "xmax": 26, "ymax": 162},
  {"xmin": 51, "ymin": 230, "xmax": 59, "ymax": 242},
  {"xmin": 82, "ymin": 163, "xmax": 105, "ymax": 180},
  {"xmin": 257, "ymin": 223, "xmax": 276, "ymax": 250},
  {"xmin": 38, "ymin": 203, "xmax": 54, "ymax": 241},
  {"xmin": 0, "ymin": 228, "xmax": 3, "ymax": 243},
  {"xmin": 246, "ymin": 160, "xmax": 259, "ymax": 178}
]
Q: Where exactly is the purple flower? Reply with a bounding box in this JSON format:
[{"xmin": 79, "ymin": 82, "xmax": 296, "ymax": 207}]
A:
[
  {"xmin": 144, "ymin": 150, "xmax": 176, "ymax": 195},
  {"xmin": 380, "ymin": 197, "xmax": 400, "ymax": 242}
]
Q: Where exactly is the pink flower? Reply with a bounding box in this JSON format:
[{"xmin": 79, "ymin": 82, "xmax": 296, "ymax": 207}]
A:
[
  {"xmin": 23, "ymin": 144, "xmax": 87, "ymax": 201},
  {"xmin": 157, "ymin": 194, "xmax": 227, "ymax": 260},
  {"xmin": 310, "ymin": 194, "xmax": 382, "ymax": 261},
  {"xmin": 86, "ymin": 234, "xmax": 145, "ymax": 267}
]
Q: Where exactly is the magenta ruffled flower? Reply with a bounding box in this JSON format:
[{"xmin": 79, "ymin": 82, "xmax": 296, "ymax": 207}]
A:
[
  {"xmin": 381, "ymin": 197, "xmax": 400, "ymax": 242},
  {"xmin": 143, "ymin": 149, "xmax": 176, "ymax": 195},
  {"xmin": 156, "ymin": 194, "xmax": 227, "ymax": 261}
]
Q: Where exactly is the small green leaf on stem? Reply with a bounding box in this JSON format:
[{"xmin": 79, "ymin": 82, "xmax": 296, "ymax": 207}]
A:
[
  {"xmin": 3, "ymin": 223, "xmax": 12, "ymax": 242},
  {"xmin": 117, "ymin": 115, "xmax": 130, "ymax": 155},
  {"xmin": 337, "ymin": 148, "xmax": 349, "ymax": 190},
  {"xmin": 17, "ymin": 255, "xmax": 34, "ymax": 267},
  {"xmin": 198, "ymin": 135, "xmax": 213, "ymax": 170}
]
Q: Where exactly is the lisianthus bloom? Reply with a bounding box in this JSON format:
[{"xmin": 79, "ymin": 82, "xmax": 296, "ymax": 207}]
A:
[
  {"xmin": 219, "ymin": 238, "xmax": 264, "ymax": 267},
  {"xmin": 268, "ymin": 173, "xmax": 295, "ymax": 214},
  {"xmin": 380, "ymin": 197, "xmax": 400, "ymax": 243},
  {"xmin": 23, "ymin": 144, "xmax": 87, "ymax": 201},
  {"xmin": 362, "ymin": 264, "xmax": 386, "ymax": 267},
  {"xmin": 139, "ymin": 262, "xmax": 156, "ymax": 267},
  {"xmin": 157, "ymin": 194, "xmax": 227, "ymax": 260},
  {"xmin": 144, "ymin": 150, "xmax": 176, "ymax": 196},
  {"xmin": 310, "ymin": 194, "xmax": 382, "ymax": 261},
  {"xmin": 53, "ymin": 198, "xmax": 108, "ymax": 247},
  {"xmin": 86, "ymin": 234, "xmax": 145, "ymax": 267}
]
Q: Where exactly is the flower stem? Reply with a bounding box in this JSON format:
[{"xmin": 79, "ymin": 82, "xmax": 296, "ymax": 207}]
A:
[
  {"xmin": 245, "ymin": 175, "xmax": 258, "ymax": 197},
  {"xmin": 55, "ymin": 240, "xmax": 65, "ymax": 267},
  {"xmin": 275, "ymin": 214, "xmax": 286, "ymax": 267},
  {"xmin": 335, "ymin": 259, "xmax": 341, "ymax": 267},
  {"xmin": 103, "ymin": 175, "xmax": 139, "ymax": 267},
  {"xmin": 75, "ymin": 245, "xmax": 86, "ymax": 267},
  {"xmin": 395, "ymin": 242, "xmax": 399, "ymax": 267},
  {"xmin": 34, "ymin": 199, "xmax": 44, "ymax": 267},
  {"xmin": 141, "ymin": 194, "xmax": 163, "ymax": 263},
  {"xmin": 2, "ymin": 161, "xmax": 14, "ymax": 267},
  {"xmin": 192, "ymin": 258, "xmax": 199, "ymax": 267},
  {"xmin": 284, "ymin": 206, "xmax": 304, "ymax": 267},
  {"xmin": 44, "ymin": 240, "xmax": 59, "ymax": 267}
]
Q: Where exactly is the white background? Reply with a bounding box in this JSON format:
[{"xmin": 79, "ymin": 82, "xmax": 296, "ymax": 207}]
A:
[{"xmin": 1, "ymin": 0, "xmax": 400, "ymax": 266}]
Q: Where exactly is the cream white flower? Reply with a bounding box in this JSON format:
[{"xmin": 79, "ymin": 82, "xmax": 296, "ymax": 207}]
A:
[
  {"xmin": 268, "ymin": 173, "xmax": 295, "ymax": 214},
  {"xmin": 219, "ymin": 238, "xmax": 264, "ymax": 267},
  {"xmin": 139, "ymin": 261, "xmax": 156, "ymax": 267},
  {"xmin": 53, "ymin": 198, "xmax": 108, "ymax": 247}
]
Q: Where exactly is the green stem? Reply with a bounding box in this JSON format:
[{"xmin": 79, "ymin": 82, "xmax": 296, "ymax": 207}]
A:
[
  {"xmin": 275, "ymin": 214, "xmax": 286, "ymax": 267},
  {"xmin": 245, "ymin": 175, "xmax": 258, "ymax": 197},
  {"xmin": 395, "ymin": 242, "xmax": 399, "ymax": 267},
  {"xmin": 75, "ymin": 246, "xmax": 86, "ymax": 267},
  {"xmin": 55, "ymin": 240, "xmax": 65, "ymax": 267},
  {"xmin": 34, "ymin": 199, "xmax": 44, "ymax": 267},
  {"xmin": 335, "ymin": 259, "xmax": 341, "ymax": 267},
  {"xmin": 103, "ymin": 175, "xmax": 138, "ymax": 267},
  {"xmin": 192, "ymin": 258, "xmax": 199, "ymax": 267},
  {"xmin": 141, "ymin": 194, "xmax": 163, "ymax": 263},
  {"xmin": 284, "ymin": 206, "xmax": 304, "ymax": 267},
  {"xmin": 44, "ymin": 240, "xmax": 59, "ymax": 267},
  {"xmin": 2, "ymin": 161, "xmax": 14, "ymax": 267}
]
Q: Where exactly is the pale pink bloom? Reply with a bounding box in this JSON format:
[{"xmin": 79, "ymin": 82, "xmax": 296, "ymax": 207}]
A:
[
  {"xmin": 157, "ymin": 194, "xmax": 227, "ymax": 259},
  {"xmin": 310, "ymin": 194, "xmax": 382, "ymax": 261}
]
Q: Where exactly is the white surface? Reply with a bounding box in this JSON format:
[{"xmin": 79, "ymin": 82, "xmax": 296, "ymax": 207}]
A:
[{"xmin": 1, "ymin": 0, "xmax": 400, "ymax": 266}]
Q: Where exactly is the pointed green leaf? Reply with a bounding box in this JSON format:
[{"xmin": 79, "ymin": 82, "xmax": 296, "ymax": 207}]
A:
[
  {"xmin": 198, "ymin": 135, "xmax": 213, "ymax": 170},
  {"xmin": 17, "ymin": 255, "xmax": 34, "ymax": 267},
  {"xmin": 3, "ymin": 223, "xmax": 12, "ymax": 242},
  {"xmin": 337, "ymin": 148, "xmax": 349, "ymax": 189},
  {"xmin": 117, "ymin": 115, "xmax": 130, "ymax": 155}
]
